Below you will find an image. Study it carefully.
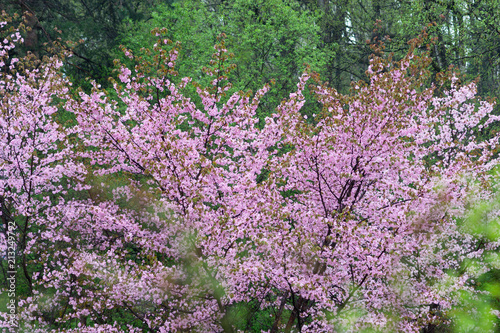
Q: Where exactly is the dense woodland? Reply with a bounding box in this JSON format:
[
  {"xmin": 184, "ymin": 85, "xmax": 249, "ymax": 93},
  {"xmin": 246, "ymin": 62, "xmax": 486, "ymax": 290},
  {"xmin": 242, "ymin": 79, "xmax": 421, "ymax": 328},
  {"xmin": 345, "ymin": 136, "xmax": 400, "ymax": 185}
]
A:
[
  {"xmin": 1, "ymin": 0, "xmax": 500, "ymax": 332},
  {"xmin": 2, "ymin": 0, "xmax": 500, "ymax": 104}
]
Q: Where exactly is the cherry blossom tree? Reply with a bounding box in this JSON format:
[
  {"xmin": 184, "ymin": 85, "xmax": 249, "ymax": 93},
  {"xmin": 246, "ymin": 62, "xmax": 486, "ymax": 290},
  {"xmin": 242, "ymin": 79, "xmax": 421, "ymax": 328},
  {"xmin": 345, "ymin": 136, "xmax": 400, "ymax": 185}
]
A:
[
  {"xmin": 1, "ymin": 20, "xmax": 500, "ymax": 332},
  {"xmin": 0, "ymin": 18, "xmax": 90, "ymax": 332}
]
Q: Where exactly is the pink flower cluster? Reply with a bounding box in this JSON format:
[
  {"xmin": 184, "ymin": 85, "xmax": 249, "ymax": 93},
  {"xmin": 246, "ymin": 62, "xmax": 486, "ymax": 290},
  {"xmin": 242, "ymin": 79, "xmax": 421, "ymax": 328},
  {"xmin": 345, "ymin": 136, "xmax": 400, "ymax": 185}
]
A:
[{"xmin": 1, "ymin": 27, "xmax": 499, "ymax": 332}]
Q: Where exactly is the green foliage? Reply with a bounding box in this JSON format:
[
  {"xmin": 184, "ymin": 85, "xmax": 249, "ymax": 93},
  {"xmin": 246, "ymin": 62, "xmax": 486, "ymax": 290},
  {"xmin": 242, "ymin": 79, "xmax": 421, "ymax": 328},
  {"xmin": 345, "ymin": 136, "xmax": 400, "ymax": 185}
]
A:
[
  {"xmin": 1, "ymin": 0, "xmax": 171, "ymax": 89},
  {"xmin": 450, "ymin": 182, "xmax": 500, "ymax": 332},
  {"xmin": 119, "ymin": 0, "xmax": 325, "ymax": 119}
]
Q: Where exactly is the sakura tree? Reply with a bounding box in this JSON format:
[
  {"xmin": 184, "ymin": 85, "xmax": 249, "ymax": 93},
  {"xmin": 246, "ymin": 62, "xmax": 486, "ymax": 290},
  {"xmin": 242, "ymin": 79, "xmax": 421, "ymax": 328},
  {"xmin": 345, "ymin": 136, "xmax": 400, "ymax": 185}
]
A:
[
  {"xmin": 0, "ymin": 18, "xmax": 90, "ymax": 332},
  {"xmin": 1, "ymin": 20, "xmax": 500, "ymax": 332}
]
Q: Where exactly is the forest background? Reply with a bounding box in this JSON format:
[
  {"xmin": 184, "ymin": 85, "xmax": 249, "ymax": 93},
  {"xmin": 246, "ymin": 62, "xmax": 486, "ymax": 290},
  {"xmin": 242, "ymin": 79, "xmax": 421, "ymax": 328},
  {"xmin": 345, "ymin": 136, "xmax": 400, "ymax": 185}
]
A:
[
  {"xmin": 3, "ymin": 0, "xmax": 500, "ymax": 114},
  {"xmin": 2, "ymin": 0, "xmax": 500, "ymax": 332}
]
